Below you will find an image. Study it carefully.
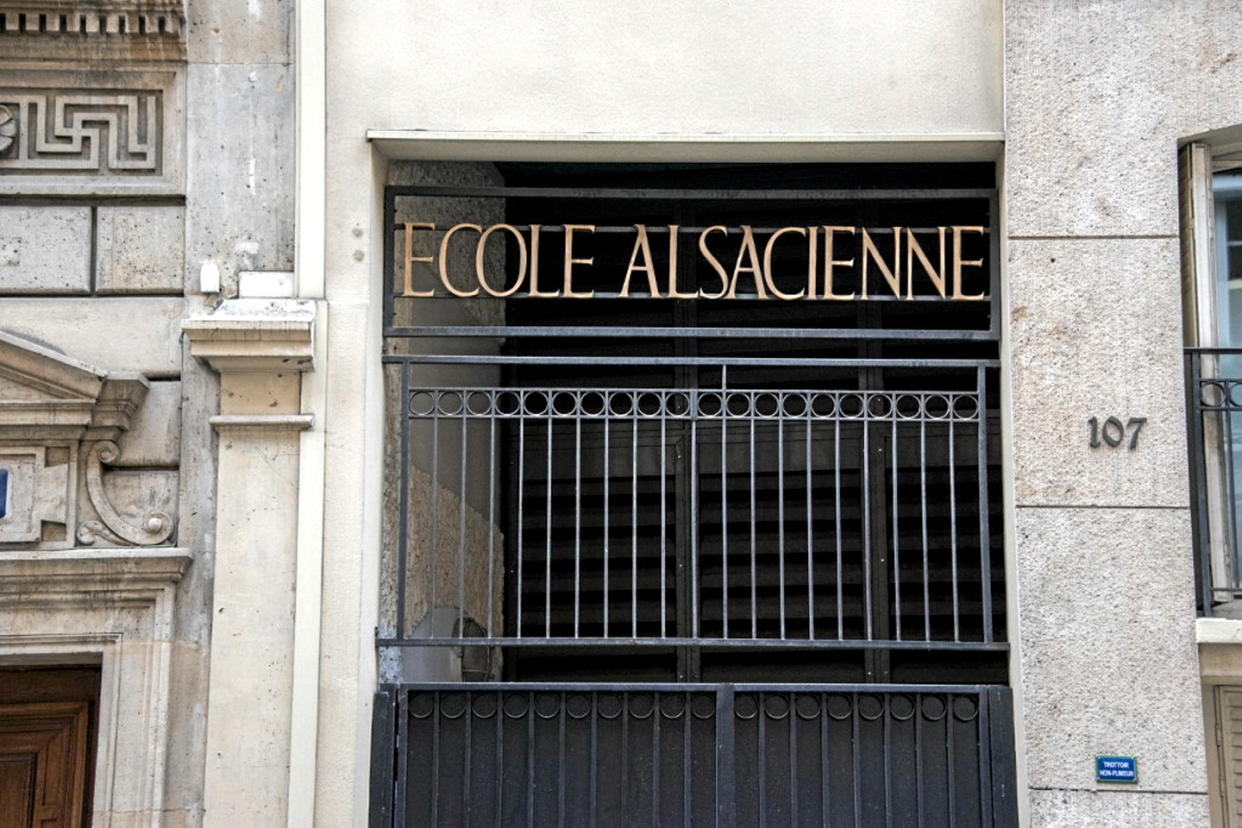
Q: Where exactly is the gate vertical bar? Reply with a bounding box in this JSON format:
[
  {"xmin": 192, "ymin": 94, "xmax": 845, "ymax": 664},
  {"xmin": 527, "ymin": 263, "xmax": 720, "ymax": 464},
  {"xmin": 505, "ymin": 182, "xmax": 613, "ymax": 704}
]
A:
[
  {"xmin": 977, "ymin": 366, "xmax": 993, "ymax": 642},
  {"xmin": 715, "ymin": 685, "xmax": 735, "ymax": 828},
  {"xmin": 397, "ymin": 365, "xmax": 409, "ymax": 639}
]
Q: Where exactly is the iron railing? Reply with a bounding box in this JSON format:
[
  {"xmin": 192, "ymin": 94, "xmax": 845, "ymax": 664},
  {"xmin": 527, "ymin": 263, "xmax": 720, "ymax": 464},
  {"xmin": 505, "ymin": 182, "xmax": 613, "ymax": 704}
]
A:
[
  {"xmin": 380, "ymin": 356, "xmax": 1002, "ymax": 653},
  {"xmin": 369, "ymin": 682, "xmax": 1018, "ymax": 828},
  {"xmin": 1187, "ymin": 347, "xmax": 1242, "ymax": 612}
]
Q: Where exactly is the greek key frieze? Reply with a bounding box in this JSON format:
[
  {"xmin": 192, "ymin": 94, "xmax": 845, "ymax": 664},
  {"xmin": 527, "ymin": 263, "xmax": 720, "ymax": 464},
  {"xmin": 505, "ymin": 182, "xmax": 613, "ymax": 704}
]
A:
[{"xmin": 0, "ymin": 90, "xmax": 160, "ymax": 175}]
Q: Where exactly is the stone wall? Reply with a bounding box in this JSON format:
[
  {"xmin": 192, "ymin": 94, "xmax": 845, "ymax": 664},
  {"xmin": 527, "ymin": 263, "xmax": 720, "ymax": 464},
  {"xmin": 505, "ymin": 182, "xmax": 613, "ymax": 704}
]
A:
[
  {"xmin": 0, "ymin": 0, "xmax": 295, "ymax": 823},
  {"xmin": 1004, "ymin": 0, "xmax": 1242, "ymax": 822}
]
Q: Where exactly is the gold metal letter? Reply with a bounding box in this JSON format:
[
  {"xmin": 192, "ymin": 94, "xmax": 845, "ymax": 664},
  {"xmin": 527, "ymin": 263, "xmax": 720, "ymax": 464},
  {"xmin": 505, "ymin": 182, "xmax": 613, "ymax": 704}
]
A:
[
  {"xmin": 951, "ymin": 226, "xmax": 986, "ymax": 300},
  {"xmin": 438, "ymin": 223, "xmax": 481, "ymax": 298},
  {"xmin": 562, "ymin": 224, "xmax": 596, "ymax": 299},
  {"xmin": 821, "ymin": 226, "xmax": 856, "ymax": 301},
  {"xmin": 698, "ymin": 226, "xmax": 730, "ymax": 299},
  {"xmin": 620, "ymin": 225, "xmax": 661, "ymax": 298},
  {"xmin": 762, "ymin": 226, "xmax": 807, "ymax": 300},
  {"xmin": 728, "ymin": 225, "xmax": 767, "ymax": 299},
  {"xmin": 666, "ymin": 225, "xmax": 696, "ymax": 299},
  {"xmin": 806, "ymin": 226, "xmax": 819, "ymax": 300},
  {"xmin": 475, "ymin": 223, "xmax": 528, "ymax": 298},
  {"xmin": 527, "ymin": 224, "xmax": 559, "ymax": 298},
  {"xmin": 905, "ymin": 228, "xmax": 947, "ymax": 299},
  {"xmin": 860, "ymin": 228, "xmax": 902, "ymax": 299},
  {"xmin": 402, "ymin": 222, "xmax": 436, "ymax": 297}
]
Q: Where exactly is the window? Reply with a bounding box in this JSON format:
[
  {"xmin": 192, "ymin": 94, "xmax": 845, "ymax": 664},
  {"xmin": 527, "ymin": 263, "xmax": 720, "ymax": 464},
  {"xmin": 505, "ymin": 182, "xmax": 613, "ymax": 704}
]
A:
[{"xmin": 1183, "ymin": 140, "xmax": 1242, "ymax": 612}]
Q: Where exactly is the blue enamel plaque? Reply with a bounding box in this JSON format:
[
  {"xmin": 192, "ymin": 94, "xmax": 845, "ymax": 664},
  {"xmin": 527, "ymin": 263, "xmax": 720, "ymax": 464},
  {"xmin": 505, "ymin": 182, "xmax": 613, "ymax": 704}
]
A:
[
  {"xmin": 0, "ymin": 467, "xmax": 7, "ymax": 519},
  {"xmin": 1095, "ymin": 755, "xmax": 1137, "ymax": 783}
]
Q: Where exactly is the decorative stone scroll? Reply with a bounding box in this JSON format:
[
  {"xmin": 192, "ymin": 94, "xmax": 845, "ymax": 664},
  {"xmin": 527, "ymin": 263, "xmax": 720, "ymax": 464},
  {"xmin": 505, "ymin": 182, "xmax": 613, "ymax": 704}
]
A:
[{"xmin": 76, "ymin": 440, "xmax": 173, "ymax": 546}]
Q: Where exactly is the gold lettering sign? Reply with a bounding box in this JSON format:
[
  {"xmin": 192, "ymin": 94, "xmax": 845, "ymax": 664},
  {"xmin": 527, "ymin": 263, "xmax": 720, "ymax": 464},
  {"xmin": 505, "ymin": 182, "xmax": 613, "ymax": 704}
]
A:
[{"xmin": 400, "ymin": 223, "xmax": 987, "ymax": 301}]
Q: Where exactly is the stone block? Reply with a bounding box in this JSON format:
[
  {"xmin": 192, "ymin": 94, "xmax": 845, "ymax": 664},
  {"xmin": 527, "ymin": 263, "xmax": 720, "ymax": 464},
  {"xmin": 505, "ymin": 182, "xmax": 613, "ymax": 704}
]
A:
[
  {"xmin": 1028, "ymin": 789, "xmax": 1209, "ymax": 828},
  {"xmin": 187, "ymin": 0, "xmax": 291, "ymax": 65},
  {"xmin": 116, "ymin": 381, "xmax": 182, "ymax": 467},
  {"xmin": 97, "ymin": 206, "xmax": 186, "ymax": 295},
  {"xmin": 0, "ymin": 298, "xmax": 184, "ymax": 377},
  {"xmin": 185, "ymin": 63, "xmax": 294, "ymax": 293},
  {"xmin": 1008, "ymin": 238, "xmax": 1188, "ymax": 507},
  {"xmin": 1004, "ymin": 1, "xmax": 1242, "ymax": 237},
  {"xmin": 0, "ymin": 206, "xmax": 91, "ymax": 294},
  {"xmin": 1015, "ymin": 507, "xmax": 1205, "ymax": 793}
]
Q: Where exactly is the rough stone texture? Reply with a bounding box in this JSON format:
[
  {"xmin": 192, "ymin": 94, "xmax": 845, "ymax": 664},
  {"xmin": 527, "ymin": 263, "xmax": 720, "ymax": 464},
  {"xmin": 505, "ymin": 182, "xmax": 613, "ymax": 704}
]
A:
[
  {"xmin": 1006, "ymin": 0, "xmax": 1242, "ymax": 237},
  {"xmin": 1008, "ymin": 238, "xmax": 1188, "ymax": 507},
  {"xmin": 1015, "ymin": 507, "xmax": 1205, "ymax": 793},
  {"xmin": 1028, "ymin": 789, "xmax": 1209, "ymax": 828},
  {"xmin": 187, "ymin": 0, "xmax": 291, "ymax": 65},
  {"xmin": 388, "ymin": 162, "xmax": 506, "ymax": 329},
  {"xmin": 96, "ymin": 206, "xmax": 186, "ymax": 295},
  {"xmin": 185, "ymin": 63, "xmax": 294, "ymax": 295},
  {"xmin": 165, "ymin": 332, "xmax": 219, "ymax": 828},
  {"xmin": 116, "ymin": 380, "xmax": 182, "ymax": 467},
  {"xmin": 0, "ymin": 298, "xmax": 184, "ymax": 377},
  {"xmin": 0, "ymin": 206, "xmax": 91, "ymax": 295},
  {"xmin": 1003, "ymin": 5, "xmax": 1242, "ymax": 821}
]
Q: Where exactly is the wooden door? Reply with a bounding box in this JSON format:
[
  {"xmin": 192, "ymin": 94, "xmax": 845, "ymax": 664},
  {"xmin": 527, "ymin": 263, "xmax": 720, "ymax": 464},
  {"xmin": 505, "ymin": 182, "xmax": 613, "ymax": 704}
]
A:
[{"xmin": 0, "ymin": 668, "xmax": 99, "ymax": 828}]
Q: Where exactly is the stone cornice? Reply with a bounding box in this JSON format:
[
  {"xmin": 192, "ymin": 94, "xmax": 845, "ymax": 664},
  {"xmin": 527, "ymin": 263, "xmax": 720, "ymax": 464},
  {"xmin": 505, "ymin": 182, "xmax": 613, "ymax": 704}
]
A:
[
  {"xmin": 0, "ymin": 1, "xmax": 186, "ymax": 61},
  {"xmin": 0, "ymin": 328, "xmax": 148, "ymax": 439},
  {"xmin": 0, "ymin": 546, "xmax": 191, "ymax": 596},
  {"xmin": 183, "ymin": 298, "xmax": 316, "ymax": 374}
]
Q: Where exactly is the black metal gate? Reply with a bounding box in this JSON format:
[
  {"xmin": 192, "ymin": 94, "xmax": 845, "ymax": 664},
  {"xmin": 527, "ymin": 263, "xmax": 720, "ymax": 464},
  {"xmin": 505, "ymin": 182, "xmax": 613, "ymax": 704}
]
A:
[
  {"xmin": 375, "ymin": 164, "xmax": 1013, "ymax": 827},
  {"xmin": 370, "ymin": 683, "xmax": 1017, "ymax": 828}
]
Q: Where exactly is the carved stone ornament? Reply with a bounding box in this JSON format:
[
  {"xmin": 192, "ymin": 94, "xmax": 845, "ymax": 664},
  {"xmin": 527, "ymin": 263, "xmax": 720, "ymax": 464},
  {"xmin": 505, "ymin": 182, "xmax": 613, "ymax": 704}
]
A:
[
  {"xmin": 0, "ymin": 1, "xmax": 185, "ymax": 35},
  {"xmin": 0, "ymin": 2, "xmax": 187, "ymax": 68},
  {"xmin": 76, "ymin": 440, "xmax": 173, "ymax": 546},
  {"xmin": 0, "ymin": 68, "xmax": 181, "ymax": 197},
  {"xmin": 0, "ymin": 328, "xmax": 174, "ymax": 549},
  {"xmin": 0, "ymin": 105, "xmax": 14, "ymax": 154}
]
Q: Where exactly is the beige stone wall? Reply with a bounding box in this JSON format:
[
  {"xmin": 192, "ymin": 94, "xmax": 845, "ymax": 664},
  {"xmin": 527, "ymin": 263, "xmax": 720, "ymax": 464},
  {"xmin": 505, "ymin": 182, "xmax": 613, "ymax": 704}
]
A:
[
  {"xmin": 1004, "ymin": 0, "xmax": 1242, "ymax": 822},
  {"xmin": 0, "ymin": 0, "xmax": 295, "ymax": 823}
]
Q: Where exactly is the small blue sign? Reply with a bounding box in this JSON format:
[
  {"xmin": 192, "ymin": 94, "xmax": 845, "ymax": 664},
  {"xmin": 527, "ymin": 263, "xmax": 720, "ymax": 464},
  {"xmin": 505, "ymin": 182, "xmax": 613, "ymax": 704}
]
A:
[
  {"xmin": 1095, "ymin": 755, "xmax": 1137, "ymax": 783},
  {"xmin": 0, "ymin": 467, "xmax": 8, "ymax": 520}
]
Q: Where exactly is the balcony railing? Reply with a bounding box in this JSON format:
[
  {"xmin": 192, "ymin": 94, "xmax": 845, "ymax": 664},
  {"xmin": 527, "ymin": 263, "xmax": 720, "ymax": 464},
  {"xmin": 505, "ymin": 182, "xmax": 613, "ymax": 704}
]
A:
[{"xmin": 1186, "ymin": 347, "xmax": 1242, "ymax": 613}]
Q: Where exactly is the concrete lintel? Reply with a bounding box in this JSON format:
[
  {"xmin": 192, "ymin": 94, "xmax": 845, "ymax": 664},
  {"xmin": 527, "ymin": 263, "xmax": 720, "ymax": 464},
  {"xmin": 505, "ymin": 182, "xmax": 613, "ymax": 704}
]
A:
[{"xmin": 366, "ymin": 130, "xmax": 1006, "ymax": 164}]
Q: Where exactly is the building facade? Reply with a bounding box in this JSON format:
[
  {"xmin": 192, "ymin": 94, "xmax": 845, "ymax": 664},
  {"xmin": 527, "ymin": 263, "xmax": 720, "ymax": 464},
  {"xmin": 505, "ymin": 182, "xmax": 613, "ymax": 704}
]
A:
[{"xmin": 1, "ymin": 1, "xmax": 1241, "ymax": 826}]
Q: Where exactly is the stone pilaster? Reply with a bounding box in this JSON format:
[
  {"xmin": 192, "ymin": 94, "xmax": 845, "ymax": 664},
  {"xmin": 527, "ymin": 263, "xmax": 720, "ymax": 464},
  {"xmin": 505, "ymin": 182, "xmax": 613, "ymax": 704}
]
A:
[{"xmin": 184, "ymin": 298, "xmax": 314, "ymax": 827}]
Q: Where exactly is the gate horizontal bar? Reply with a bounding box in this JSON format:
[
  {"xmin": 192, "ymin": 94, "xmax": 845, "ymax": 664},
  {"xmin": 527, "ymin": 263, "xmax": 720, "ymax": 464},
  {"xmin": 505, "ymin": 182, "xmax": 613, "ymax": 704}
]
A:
[
  {"xmin": 378, "ymin": 638, "xmax": 1009, "ymax": 651},
  {"xmin": 383, "ymin": 354, "xmax": 1000, "ymax": 368},
  {"xmin": 384, "ymin": 324, "xmax": 998, "ymax": 340}
]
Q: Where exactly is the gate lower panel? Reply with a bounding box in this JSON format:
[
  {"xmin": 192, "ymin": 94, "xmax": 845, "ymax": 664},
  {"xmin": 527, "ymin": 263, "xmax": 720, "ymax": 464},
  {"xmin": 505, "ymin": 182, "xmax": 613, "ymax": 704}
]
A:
[{"xmin": 370, "ymin": 683, "xmax": 1017, "ymax": 828}]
